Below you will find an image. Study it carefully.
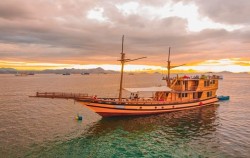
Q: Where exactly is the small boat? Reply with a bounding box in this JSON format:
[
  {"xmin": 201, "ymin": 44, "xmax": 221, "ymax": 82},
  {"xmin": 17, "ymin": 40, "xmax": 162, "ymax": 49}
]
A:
[
  {"xmin": 28, "ymin": 72, "xmax": 35, "ymax": 75},
  {"xmin": 75, "ymin": 114, "xmax": 83, "ymax": 120},
  {"xmin": 15, "ymin": 72, "xmax": 28, "ymax": 76},
  {"xmin": 62, "ymin": 73, "xmax": 70, "ymax": 75},
  {"xmin": 76, "ymin": 36, "xmax": 220, "ymax": 117},
  {"xmin": 217, "ymin": 95, "xmax": 230, "ymax": 101},
  {"xmin": 81, "ymin": 72, "xmax": 90, "ymax": 75}
]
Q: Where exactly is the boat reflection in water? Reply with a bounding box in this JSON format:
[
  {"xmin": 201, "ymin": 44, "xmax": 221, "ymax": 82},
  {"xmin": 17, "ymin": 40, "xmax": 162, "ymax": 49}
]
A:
[
  {"xmin": 86, "ymin": 104, "xmax": 220, "ymax": 137},
  {"xmin": 31, "ymin": 104, "xmax": 222, "ymax": 157}
]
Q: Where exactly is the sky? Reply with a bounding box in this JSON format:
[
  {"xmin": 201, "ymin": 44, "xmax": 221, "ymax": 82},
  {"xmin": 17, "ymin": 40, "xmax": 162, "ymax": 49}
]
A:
[{"xmin": 0, "ymin": 0, "xmax": 250, "ymax": 72}]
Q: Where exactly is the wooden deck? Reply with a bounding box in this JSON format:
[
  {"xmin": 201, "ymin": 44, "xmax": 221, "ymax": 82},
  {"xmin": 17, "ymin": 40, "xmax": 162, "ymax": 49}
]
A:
[{"xmin": 31, "ymin": 92, "xmax": 90, "ymax": 100}]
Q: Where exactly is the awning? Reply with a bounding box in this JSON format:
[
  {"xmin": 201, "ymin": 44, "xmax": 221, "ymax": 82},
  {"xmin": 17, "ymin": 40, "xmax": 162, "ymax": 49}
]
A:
[{"xmin": 124, "ymin": 86, "xmax": 172, "ymax": 93}]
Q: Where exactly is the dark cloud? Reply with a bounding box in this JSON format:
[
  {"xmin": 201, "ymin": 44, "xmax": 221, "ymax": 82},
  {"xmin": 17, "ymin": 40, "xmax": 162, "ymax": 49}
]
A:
[
  {"xmin": 0, "ymin": 0, "xmax": 249, "ymax": 65},
  {"xmin": 0, "ymin": 1, "xmax": 32, "ymax": 19}
]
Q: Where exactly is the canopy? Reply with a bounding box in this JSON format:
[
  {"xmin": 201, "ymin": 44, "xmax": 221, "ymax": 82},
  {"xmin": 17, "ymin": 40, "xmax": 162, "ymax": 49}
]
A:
[{"xmin": 124, "ymin": 86, "xmax": 172, "ymax": 93}]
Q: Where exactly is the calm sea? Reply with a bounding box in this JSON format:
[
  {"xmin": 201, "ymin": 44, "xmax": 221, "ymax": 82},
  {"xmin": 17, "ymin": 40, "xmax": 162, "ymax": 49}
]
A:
[{"xmin": 0, "ymin": 73, "xmax": 249, "ymax": 158}]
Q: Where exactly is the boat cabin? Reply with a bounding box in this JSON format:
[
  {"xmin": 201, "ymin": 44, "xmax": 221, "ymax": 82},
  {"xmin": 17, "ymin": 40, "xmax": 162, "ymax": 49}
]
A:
[{"xmin": 153, "ymin": 75, "xmax": 219, "ymax": 103}]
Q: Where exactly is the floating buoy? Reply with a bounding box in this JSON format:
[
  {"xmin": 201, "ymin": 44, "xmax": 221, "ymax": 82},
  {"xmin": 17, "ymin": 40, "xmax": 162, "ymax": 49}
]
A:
[
  {"xmin": 217, "ymin": 95, "xmax": 230, "ymax": 101},
  {"xmin": 75, "ymin": 114, "xmax": 83, "ymax": 120}
]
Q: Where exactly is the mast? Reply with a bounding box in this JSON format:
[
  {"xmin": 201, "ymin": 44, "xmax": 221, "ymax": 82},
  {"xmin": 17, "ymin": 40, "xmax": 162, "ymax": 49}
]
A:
[
  {"xmin": 118, "ymin": 35, "xmax": 125, "ymax": 102},
  {"xmin": 118, "ymin": 35, "xmax": 147, "ymax": 102},
  {"xmin": 167, "ymin": 47, "xmax": 171, "ymax": 87},
  {"xmin": 166, "ymin": 47, "xmax": 185, "ymax": 87}
]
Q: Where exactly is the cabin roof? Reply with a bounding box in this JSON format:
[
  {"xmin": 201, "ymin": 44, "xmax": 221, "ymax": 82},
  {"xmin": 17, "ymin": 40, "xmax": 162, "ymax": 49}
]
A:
[{"xmin": 124, "ymin": 86, "xmax": 172, "ymax": 93}]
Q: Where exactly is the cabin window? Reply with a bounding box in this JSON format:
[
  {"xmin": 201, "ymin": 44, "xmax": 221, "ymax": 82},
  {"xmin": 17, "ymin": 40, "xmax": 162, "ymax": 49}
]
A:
[
  {"xmin": 210, "ymin": 80, "xmax": 215, "ymax": 84},
  {"xmin": 207, "ymin": 91, "xmax": 212, "ymax": 97},
  {"xmin": 198, "ymin": 92, "xmax": 202, "ymax": 98},
  {"xmin": 181, "ymin": 93, "xmax": 188, "ymax": 98},
  {"xmin": 178, "ymin": 93, "xmax": 181, "ymax": 98},
  {"xmin": 204, "ymin": 80, "xmax": 210, "ymax": 87},
  {"xmin": 194, "ymin": 81, "xmax": 199, "ymax": 86}
]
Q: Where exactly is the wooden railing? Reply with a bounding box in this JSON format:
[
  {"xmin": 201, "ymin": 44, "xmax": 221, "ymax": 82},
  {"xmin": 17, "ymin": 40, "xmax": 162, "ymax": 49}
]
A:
[
  {"xmin": 31, "ymin": 92, "xmax": 89, "ymax": 100},
  {"xmin": 89, "ymin": 98, "xmax": 202, "ymax": 105}
]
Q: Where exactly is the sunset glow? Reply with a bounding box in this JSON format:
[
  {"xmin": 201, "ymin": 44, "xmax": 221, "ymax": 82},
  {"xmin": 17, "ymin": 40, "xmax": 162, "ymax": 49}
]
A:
[
  {"xmin": 1, "ymin": 58, "xmax": 250, "ymax": 73},
  {"xmin": 0, "ymin": 0, "xmax": 250, "ymax": 74}
]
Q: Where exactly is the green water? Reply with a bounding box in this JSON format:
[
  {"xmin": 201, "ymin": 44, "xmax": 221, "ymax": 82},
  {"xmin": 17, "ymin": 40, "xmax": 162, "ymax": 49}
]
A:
[
  {"xmin": 0, "ymin": 74, "xmax": 249, "ymax": 157},
  {"xmin": 25, "ymin": 106, "xmax": 223, "ymax": 158}
]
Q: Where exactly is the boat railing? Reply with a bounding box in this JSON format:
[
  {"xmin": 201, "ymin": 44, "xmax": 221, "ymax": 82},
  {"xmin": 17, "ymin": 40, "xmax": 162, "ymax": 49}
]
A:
[
  {"xmin": 34, "ymin": 92, "xmax": 89, "ymax": 99},
  {"xmin": 172, "ymin": 75, "xmax": 221, "ymax": 80},
  {"xmin": 91, "ymin": 97, "xmax": 201, "ymax": 105}
]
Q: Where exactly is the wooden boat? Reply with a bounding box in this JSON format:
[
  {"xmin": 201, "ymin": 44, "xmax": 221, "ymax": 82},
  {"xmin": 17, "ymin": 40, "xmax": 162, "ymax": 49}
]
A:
[
  {"xmin": 15, "ymin": 72, "xmax": 28, "ymax": 76},
  {"xmin": 28, "ymin": 72, "xmax": 35, "ymax": 75},
  {"xmin": 76, "ymin": 36, "xmax": 220, "ymax": 117},
  {"xmin": 81, "ymin": 72, "xmax": 90, "ymax": 75},
  {"xmin": 62, "ymin": 72, "xmax": 70, "ymax": 75}
]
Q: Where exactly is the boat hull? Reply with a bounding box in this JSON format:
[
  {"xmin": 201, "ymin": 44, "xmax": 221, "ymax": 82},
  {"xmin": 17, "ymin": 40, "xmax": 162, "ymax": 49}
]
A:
[
  {"xmin": 78, "ymin": 97, "xmax": 218, "ymax": 117},
  {"xmin": 217, "ymin": 96, "xmax": 230, "ymax": 101}
]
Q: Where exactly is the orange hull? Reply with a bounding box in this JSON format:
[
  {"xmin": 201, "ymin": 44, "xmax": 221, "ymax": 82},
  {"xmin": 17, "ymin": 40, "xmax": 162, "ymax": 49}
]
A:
[{"xmin": 78, "ymin": 97, "xmax": 218, "ymax": 117}]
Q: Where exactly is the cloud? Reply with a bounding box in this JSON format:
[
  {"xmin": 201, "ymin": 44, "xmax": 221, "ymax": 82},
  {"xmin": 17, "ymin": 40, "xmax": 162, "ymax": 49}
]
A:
[
  {"xmin": 179, "ymin": 0, "xmax": 250, "ymax": 25},
  {"xmin": 0, "ymin": 0, "xmax": 249, "ymax": 67},
  {"xmin": 0, "ymin": 1, "xmax": 32, "ymax": 19}
]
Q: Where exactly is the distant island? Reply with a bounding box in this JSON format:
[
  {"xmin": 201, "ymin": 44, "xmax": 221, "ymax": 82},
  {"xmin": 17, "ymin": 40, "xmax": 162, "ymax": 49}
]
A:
[
  {"xmin": 0, "ymin": 67, "xmax": 249, "ymax": 75},
  {"xmin": 0, "ymin": 67, "xmax": 118, "ymax": 74}
]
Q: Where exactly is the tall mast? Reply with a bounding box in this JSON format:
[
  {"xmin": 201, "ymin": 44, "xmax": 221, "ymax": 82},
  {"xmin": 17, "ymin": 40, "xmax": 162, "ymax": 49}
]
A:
[
  {"xmin": 166, "ymin": 47, "xmax": 185, "ymax": 87},
  {"xmin": 118, "ymin": 35, "xmax": 125, "ymax": 102},
  {"xmin": 118, "ymin": 35, "xmax": 147, "ymax": 102},
  {"xmin": 167, "ymin": 47, "xmax": 171, "ymax": 87}
]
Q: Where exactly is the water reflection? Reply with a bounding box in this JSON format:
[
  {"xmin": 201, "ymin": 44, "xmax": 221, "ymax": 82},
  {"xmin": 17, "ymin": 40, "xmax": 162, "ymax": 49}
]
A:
[
  {"xmin": 25, "ymin": 104, "xmax": 221, "ymax": 157},
  {"xmin": 86, "ymin": 104, "xmax": 220, "ymax": 139}
]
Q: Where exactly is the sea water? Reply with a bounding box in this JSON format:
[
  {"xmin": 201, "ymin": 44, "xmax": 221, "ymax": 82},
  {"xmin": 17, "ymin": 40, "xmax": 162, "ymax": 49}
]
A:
[{"xmin": 0, "ymin": 73, "xmax": 249, "ymax": 157}]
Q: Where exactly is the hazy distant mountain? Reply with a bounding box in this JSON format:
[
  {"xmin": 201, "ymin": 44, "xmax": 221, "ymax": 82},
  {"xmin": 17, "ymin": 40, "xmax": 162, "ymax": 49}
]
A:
[
  {"xmin": 42, "ymin": 67, "xmax": 118, "ymax": 74},
  {"xmin": 0, "ymin": 67, "xmax": 118, "ymax": 74},
  {"xmin": 0, "ymin": 67, "xmax": 249, "ymax": 74},
  {"xmin": 215, "ymin": 71, "xmax": 232, "ymax": 74},
  {"xmin": 0, "ymin": 68, "xmax": 17, "ymax": 74}
]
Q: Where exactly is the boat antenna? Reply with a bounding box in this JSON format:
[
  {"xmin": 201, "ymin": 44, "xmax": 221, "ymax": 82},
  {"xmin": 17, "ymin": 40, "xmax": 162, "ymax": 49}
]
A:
[{"xmin": 118, "ymin": 35, "xmax": 147, "ymax": 102}]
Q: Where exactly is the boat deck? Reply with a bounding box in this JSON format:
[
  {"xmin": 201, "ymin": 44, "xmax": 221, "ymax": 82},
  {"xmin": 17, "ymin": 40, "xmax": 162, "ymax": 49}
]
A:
[
  {"xmin": 79, "ymin": 97, "xmax": 215, "ymax": 106},
  {"xmin": 30, "ymin": 92, "xmax": 90, "ymax": 100}
]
